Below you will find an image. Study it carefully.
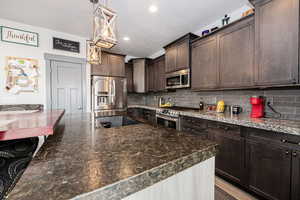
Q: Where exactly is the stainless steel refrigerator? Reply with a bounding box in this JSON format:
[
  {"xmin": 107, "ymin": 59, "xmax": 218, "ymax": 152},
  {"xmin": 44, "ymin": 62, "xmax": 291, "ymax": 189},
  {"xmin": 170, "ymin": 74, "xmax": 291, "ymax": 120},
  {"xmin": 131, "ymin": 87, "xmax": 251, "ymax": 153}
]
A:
[{"xmin": 92, "ymin": 76, "xmax": 127, "ymax": 111}]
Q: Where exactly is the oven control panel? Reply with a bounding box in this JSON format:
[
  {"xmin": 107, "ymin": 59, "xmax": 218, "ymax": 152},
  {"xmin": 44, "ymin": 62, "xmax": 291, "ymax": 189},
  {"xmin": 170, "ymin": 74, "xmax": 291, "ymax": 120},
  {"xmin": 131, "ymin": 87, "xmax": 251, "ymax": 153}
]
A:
[{"xmin": 156, "ymin": 109, "xmax": 179, "ymax": 118}]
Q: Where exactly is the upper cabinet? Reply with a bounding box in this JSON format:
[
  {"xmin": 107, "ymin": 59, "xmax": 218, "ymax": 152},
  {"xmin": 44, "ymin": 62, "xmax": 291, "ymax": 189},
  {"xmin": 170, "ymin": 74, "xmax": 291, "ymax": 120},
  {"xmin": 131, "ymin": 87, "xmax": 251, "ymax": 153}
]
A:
[
  {"xmin": 164, "ymin": 33, "xmax": 198, "ymax": 73},
  {"xmin": 192, "ymin": 36, "xmax": 219, "ymax": 90},
  {"xmin": 219, "ymin": 16, "xmax": 255, "ymax": 88},
  {"xmin": 125, "ymin": 62, "xmax": 134, "ymax": 93},
  {"xmin": 191, "ymin": 15, "xmax": 255, "ymax": 90},
  {"xmin": 149, "ymin": 55, "xmax": 166, "ymax": 92},
  {"xmin": 251, "ymin": 0, "xmax": 299, "ymax": 86},
  {"xmin": 91, "ymin": 52, "xmax": 126, "ymax": 77}
]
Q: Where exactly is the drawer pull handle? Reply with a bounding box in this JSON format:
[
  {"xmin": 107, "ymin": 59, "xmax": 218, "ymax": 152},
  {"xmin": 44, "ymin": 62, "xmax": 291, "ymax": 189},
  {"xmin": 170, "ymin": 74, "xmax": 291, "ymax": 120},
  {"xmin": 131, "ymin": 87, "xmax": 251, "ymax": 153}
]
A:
[
  {"xmin": 281, "ymin": 139, "xmax": 300, "ymax": 145},
  {"xmin": 286, "ymin": 151, "xmax": 290, "ymax": 155},
  {"xmin": 293, "ymin": 152, "xmax": 297, "ymax": 157}
]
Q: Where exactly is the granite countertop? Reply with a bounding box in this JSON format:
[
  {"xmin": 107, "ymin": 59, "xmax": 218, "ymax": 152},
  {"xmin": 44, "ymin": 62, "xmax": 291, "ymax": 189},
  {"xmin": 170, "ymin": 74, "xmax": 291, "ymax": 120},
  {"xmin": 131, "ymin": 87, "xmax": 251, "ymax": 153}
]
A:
[
  {"xmin": 129, "ymin": 105, "xmax": 300, "ymax": 136},
  {"xmin": 8, "ymin": 113, "xmax": 217, "ymax": 200},
  {"xmin": 0, "ymin": 110, "xmax": 65, "ymax": 141}
]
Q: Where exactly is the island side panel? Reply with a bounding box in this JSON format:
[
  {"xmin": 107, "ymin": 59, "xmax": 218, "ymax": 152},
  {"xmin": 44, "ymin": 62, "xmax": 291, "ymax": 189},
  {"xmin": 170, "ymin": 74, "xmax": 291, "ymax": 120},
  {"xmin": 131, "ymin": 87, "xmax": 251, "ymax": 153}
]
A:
[{"xmin": 123, "ymin": 157, "xmax": 215, "ymax": 200}]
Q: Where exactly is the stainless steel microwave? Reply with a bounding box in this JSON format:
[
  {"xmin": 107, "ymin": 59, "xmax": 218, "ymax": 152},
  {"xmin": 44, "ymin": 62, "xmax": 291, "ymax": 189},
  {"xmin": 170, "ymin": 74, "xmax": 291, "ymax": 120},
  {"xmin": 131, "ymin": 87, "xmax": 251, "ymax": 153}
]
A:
[{"xmin": 166, "ymin": 69, "xmax": 190, "ymax": 89}]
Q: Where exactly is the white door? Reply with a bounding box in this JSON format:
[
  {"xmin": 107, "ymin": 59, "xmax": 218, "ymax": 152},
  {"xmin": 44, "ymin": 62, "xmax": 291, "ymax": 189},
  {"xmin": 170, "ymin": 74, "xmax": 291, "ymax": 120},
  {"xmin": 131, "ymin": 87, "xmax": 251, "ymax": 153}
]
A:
[{"xmin": 51, "ymin": 60, "xmax": 83, "ymax": 113}]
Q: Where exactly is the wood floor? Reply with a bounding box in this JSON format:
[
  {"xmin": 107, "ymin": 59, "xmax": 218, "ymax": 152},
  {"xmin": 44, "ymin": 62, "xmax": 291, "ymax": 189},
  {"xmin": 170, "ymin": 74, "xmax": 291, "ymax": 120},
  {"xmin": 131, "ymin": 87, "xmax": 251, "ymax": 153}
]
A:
[{"xmin": 215, "ymin": 177, "xmax": 258, "ymax": 200}]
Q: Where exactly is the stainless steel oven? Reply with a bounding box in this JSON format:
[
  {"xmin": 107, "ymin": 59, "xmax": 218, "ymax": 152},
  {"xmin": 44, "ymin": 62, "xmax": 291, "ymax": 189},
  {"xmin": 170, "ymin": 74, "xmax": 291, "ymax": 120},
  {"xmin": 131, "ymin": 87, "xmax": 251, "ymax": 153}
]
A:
[
  {"xmin": 166, "ymin": 69, "xmax": 190, "ymax": 89},
  {"xmin": 156, "ymin": 109, "xmax": 181, "ymax": 130}
]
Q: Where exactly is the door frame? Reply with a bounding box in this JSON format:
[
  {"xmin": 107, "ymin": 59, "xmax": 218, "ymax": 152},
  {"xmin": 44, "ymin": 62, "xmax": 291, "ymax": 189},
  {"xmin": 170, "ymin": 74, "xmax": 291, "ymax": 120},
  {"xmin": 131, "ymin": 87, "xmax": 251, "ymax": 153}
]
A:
[{"xmin": 44, "ymin": 53, "xmax": 87, "ymax": 112}]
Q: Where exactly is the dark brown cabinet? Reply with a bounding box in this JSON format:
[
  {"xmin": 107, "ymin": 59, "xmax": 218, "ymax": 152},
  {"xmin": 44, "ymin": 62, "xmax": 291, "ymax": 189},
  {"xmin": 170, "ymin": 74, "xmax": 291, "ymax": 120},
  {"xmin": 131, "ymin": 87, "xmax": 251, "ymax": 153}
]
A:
[
  {"xmin": 110, "ymin": 54, "xmax": 125, "ymax": 77},
  {"xmin": 208, "ymin": 123, "xmax": 245, "ymax": 185},
  {"xmin": 165, "ymin": 46, "xmax": 177, "ymax": 73},
  {"xmin": 191, "ymin": 36, "xmax": 219, "ymax": 90},
  {"xmin": 91, "ymin": 52, "xmax": 110, "ymax": 76},
  {"xmin": 219, "ymin": 17, "xmax": 255, "ymax": 88},
  {"xmin": 191, "ymin": 15, "xmax": 255, "ymax": 90},
  {"xmin": 180, "ymin": 115, "xmax": 300, "ymax": 200},
  {"xmin": 246, "ymin": 138, "xmax": 291, "ymax": 200},
  {"xmin": 91, "ymin": 52, "xmax": 125, "ymax": 77},
  {"xmin": 125, "ymin": 63, "xmax": 133, "ymax": 93},
  {"xmin": 291, "ymin": 150, "xmax": 300, "ymax": 200},
  {"xmin": 127, "ymin": 108, "xmax": 156, "ymax": 125},
  {"xmin": 152, "ymin": 55, "xmax": 166, "ymax": 91},
  {"xmin": 147, "ymin": 62, "xmax": 156, "ymax": 92},
  {"xmin": 252, "ymin": 0, "xmax": 299, "ymax": 86},
  {"xmin": 176, "ymin": 40, "xmax": 189, "ymax": 71},
  {"xmin": 164, "ymin": 33, "xmax": 198, "ymax": 73}
]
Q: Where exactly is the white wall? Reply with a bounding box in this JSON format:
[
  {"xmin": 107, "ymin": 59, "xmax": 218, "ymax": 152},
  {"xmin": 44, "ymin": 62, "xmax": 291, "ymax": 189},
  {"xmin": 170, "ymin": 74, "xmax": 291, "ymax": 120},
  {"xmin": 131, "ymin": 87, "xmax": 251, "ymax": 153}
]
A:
[
  {"xmin": 0, "ymin": 18, "xmax": 91, "ymax": 111},
  {"xmin": 148, "ymin": 4, "xmax": 253, "ymax": 59}
]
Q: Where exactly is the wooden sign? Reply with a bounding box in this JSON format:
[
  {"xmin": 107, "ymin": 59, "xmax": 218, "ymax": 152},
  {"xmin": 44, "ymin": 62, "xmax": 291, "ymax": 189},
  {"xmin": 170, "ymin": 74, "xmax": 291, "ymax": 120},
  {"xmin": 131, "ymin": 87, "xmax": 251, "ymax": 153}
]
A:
[
  {"xmin": 0, "ymin": 26, "xmax": 39, "ymax": 47},
  {"xmin": 53, "ymin": 37, "xmax": 80, "ymax": 53}
]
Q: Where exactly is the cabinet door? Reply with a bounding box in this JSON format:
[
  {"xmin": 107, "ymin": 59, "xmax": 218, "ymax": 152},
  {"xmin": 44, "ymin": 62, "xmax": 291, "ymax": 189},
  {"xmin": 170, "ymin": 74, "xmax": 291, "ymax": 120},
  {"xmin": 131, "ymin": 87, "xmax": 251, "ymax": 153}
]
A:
[
  {"xmin": 176, "ymin": 41, "xmax": 189, "ymax": 71},
  {"xmin": 165, "ymin": 46, "xmax": 177, "ymax": 73},
  {"xmin": 209, "ymin": 124, "xmax": 244, "ymax": 185},
  {"xmin": 158, "ymin": 58, "xmax": 166, "ymax": 91},
  {"xmin": 91, "ymin": 52, "xmax": 110, "ymax": 76},
  {"xmin": 109, "ymin": 54, "xmax": 125, "ymax": 77},
  {"xmin": 246, "ymin": 139, "xmax": 291, "ymax": 200},
  {"xmin": 191, "ymin": 36, "xmax": 219, "ymax": 90},
  {"xmin": 125, "ymin": 63, "xmax": 133, "ymax": 93},
  {"xmin": 291, "ymin": 150, "xmax": 300, "ymax": 200},
  {"xmin": 219, "ymin": 17, "xmax": 255, "ymax": 88},
  {"xmin": 254, "ymin": 0, "xmax": 299, "ymax": 85},
  {"xmin": 148, "ymin": 63, "xmax": 155, "ymax": 92}
]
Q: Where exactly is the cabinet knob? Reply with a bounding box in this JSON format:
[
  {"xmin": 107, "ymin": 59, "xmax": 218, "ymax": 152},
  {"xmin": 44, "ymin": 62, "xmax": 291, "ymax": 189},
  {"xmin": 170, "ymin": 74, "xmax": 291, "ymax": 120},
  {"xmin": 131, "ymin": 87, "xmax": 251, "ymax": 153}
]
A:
[
  {"xmin": 285, "ymin": 151, "xmax": 290, "ymax": 155},
  {"xmin": 293, "ymin": 152, "xmax": 297, "ymax": 157}
]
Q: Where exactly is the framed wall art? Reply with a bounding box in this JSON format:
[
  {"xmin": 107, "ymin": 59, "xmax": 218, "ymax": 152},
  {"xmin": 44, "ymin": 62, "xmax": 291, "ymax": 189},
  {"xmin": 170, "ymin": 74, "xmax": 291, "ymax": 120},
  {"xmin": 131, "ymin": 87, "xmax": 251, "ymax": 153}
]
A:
[
  {"xmin": 5, "ymin": 57, "xmax": 39, "ymax": 94},
  {"xmin": 0, "ymin": 26, "xmax": 39, "ymax": 47}
]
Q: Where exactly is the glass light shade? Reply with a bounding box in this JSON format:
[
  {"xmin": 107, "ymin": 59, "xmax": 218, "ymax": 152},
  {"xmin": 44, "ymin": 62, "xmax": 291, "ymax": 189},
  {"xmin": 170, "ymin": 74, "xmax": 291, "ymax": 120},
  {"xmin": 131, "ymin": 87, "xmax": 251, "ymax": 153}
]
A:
[
  {"xmin": 93, "ymin": 4, "xmax": 117, "ymax": 49},
  {"xmin": 87, "ymin": 41, "xmax": 102, "ymax": 65}
]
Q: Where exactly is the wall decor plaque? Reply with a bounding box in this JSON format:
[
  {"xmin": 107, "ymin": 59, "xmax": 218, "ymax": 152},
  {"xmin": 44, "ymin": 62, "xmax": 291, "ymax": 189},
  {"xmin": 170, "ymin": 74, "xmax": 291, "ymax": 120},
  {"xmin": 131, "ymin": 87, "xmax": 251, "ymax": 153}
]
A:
[
  {"xmin": 53, "ymin": 37, "xmax": 80, "ymax": 53},
  {"xmin": 0, "ymin": 26, "xmax": 39, "ymax": 47},
  {"xmin": 5, "ymin": 57, "xmax": 39, "ymax": 94}
]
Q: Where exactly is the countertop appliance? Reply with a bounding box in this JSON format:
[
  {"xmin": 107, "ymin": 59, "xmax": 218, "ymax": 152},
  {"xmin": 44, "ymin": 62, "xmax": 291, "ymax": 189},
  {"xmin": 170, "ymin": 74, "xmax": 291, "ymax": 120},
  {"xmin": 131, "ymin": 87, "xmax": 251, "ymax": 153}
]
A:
[
  {"xmin": 250, "ymin": 96, "xmax": 265, "ymax": 118},
  {"xmin": 166, "ymin": 69, "xmax": 190, "ymax": 89},
  {"xmin": 92, "ymin": 76, "xmax": 127, "ymax": 111}
]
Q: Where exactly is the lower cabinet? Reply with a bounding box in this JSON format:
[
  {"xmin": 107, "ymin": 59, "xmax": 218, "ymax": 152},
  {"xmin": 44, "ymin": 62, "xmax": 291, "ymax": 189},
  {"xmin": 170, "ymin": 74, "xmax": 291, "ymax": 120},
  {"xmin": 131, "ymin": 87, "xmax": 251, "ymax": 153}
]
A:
[
  {"xmin": 180, "ymin": 116, "xmax": 300, "ymax": 200},
  {"xmin": 291, "ymin": 150, "xmax": 300, "ymax": 200},
  {"xmin": 208, "ymin": 123, "xmax": 245, "ymax": 186},
  {"xmin": 127, "ymin": 108, "xmax": 156, "ymax": 125},
  {"xmin": 246, "ymin": 138, "xmax": 291, "ymax": 200}
]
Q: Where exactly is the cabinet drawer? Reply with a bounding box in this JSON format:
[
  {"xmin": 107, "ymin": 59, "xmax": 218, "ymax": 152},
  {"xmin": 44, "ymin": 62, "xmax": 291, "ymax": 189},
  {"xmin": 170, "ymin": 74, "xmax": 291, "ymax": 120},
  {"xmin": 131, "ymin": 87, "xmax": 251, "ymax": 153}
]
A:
[
  {"xmin": 245, "ymin": 128, "xmax": 300, "ymax": 150},
  {"xmin": 180, "ymin": 116, "xmax": 208, "ymax": 137},
  {"xmin": 207, "ymin": 121, "xmax": 241, "ymax": 137}
]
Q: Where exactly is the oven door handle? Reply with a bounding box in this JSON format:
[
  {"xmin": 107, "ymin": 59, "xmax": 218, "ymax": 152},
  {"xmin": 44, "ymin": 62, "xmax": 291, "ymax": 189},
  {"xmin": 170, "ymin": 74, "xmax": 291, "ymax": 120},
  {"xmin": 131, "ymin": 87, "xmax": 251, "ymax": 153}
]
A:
[{"xmin": 156, "ymin": 114, "xmax": 178, "ymax": 122}]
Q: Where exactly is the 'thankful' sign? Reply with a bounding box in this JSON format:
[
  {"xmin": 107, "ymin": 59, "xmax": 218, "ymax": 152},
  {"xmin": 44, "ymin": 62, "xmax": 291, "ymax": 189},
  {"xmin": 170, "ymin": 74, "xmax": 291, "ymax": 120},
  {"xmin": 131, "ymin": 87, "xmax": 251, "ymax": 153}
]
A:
[{"xmin": 0, "ymin": 26, "xmax": 39, "ymax": 47}]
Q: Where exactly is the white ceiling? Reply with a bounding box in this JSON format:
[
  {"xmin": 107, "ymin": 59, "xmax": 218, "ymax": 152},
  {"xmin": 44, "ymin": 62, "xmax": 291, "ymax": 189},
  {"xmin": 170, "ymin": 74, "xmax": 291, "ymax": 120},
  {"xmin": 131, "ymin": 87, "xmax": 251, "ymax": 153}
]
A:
[{"xmin": 0, "ymin": 0, "xmax": 248, "ymax": 57}]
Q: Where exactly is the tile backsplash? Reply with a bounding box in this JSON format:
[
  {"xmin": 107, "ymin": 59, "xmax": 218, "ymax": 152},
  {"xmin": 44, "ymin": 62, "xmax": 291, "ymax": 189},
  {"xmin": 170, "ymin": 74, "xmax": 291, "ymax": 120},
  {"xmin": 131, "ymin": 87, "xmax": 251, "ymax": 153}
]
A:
[{"xmin": 128, "ymin": 88, "xmax": 300, "ymax": 121}]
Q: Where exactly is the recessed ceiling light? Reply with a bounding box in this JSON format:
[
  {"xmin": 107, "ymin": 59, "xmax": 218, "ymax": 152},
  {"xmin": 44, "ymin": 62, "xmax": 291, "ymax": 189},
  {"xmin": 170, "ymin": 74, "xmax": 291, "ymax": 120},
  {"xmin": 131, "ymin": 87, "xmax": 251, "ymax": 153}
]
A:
[
  {"xmin": 149, "ymin": 5, "xmax": 158, "ymax": 13},
  {"xmin": 123, "ymin": 37, "xmax": 130, "ymax": 41}
]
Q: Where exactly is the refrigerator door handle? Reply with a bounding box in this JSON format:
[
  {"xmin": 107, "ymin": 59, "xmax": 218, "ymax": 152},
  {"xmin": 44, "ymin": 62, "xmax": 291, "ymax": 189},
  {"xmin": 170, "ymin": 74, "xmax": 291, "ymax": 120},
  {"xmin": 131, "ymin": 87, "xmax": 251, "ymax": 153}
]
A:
[{"xmin": 111, "ymin": 79, "xmax": 116, "ymax": 104}]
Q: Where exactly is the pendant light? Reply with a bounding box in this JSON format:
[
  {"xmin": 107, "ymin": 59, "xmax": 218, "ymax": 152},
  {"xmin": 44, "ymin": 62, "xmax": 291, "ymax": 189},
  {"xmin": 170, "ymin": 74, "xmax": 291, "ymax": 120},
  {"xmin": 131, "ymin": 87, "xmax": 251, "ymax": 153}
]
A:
[
  {"xmin": 93, "ymin": 0, "xmax": 117, "ymax": 49},
  {"xmin": 87, "ymin": 0, "xmax": 118, "ymax": 65},
  {"xmin": 87, "ymin": 0, "xmax": 101, "ymax": 65}
]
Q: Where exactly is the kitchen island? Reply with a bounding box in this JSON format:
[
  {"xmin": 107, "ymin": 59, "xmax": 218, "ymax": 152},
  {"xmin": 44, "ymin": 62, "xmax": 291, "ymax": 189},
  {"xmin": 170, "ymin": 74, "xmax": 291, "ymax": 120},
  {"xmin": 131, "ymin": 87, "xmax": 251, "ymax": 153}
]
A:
[{"xmin": 8, "ymin": 113, "xmax": 218, "ymax": 200}]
